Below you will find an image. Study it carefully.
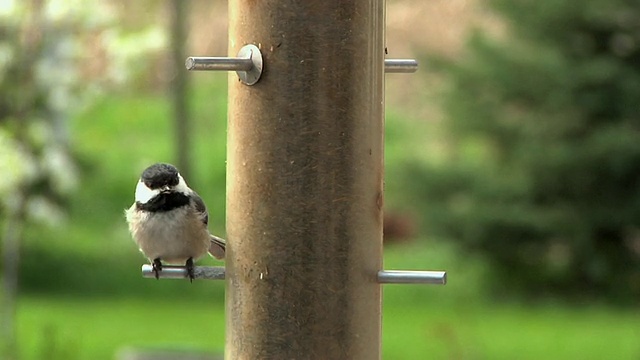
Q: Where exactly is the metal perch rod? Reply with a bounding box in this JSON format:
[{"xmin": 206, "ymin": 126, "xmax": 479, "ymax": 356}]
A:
[
  {"xmin": 185, "ymin": 56, "xmax": 254, "ymax": 71},
  {"xmin": 377, "ymin": 270, "xmax": 446, "ymax": 285},
  {"xmin": 186, "ymin": 57, "xmax": 418, "ymax": 73},
  {"xmin": 141, "ymin": 265, "xmax": 225, "ymax": 280},
  {"xmin": 384, "ymin": 59, "xmax": 418, "ymax": 73},
  {"xmin": 141, "ymin": 265, "xmax": 445, "ymax": 284}
]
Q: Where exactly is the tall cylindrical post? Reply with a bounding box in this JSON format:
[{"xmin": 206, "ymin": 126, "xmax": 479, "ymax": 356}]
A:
[{"xmin": 226, "ymin": 1, "xmax": 385, "ymax": 359}]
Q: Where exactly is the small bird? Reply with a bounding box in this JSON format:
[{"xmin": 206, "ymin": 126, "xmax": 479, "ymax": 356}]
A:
[{"xmin": 125, "ymin": 163, "xmax": 226, "ymax": 281}]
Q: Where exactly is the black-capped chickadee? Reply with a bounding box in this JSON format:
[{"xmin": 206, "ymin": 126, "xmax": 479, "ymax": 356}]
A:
[{"xmin": 125, "ymin": 163, "xmax": 226, "ymax": 281}]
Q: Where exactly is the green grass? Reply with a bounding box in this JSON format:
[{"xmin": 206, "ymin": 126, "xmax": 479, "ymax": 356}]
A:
[
  {"xmin": 15, "ymin": 293, "xmax": 640, "ymax": 359},
  {"xmin": 382, "ymin": 301, "xmax": 640, "ymax": 359},
  {"xmin": 16, "ymin": 296, "xmax": 225, "ymax": 360}
]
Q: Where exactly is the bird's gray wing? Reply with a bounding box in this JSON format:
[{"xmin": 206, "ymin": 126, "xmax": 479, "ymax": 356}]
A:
[
  {"xmin": 191, "ymin": 191, "xmax": 209, "ymax": 225},
  {"xmin": 192, "ymin": 191, "xmax": 226, "ymax": 259}
]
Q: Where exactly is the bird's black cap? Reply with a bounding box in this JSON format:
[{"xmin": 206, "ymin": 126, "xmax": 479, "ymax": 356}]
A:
[{"xmin": 141, "ymin": 163, "xmax": 180, "ymax": 189}]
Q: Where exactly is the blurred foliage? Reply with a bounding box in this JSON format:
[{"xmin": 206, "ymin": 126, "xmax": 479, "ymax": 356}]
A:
[
  {"xmin": 415, "ymin": 0, "xmax": 640, "ymax": 302},
  {"xmin": 0, "ymin": 3, "xmax": 166, "ymax": 358},
  {"xmin": 0, "ymin": 0, "xmax": 165, "ymax": 223}
]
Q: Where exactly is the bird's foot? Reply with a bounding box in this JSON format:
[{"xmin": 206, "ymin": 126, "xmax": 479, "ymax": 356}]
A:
[
  {"xmin": 185, "ymin": 257, "xmax": 195, "ymax": 283},
  {"xmin": 152, "ymin": 258, "xmax": 162, "ymax": 280}
]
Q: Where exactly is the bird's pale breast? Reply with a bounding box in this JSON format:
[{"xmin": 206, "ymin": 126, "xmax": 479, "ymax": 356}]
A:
[{"xmin": 125, "ymin": 204, "xmax": 210, "ymax": 264}]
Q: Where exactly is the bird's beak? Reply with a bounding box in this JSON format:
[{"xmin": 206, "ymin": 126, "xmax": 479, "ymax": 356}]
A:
[{"xmin": 160, "ymin": 186, "xmax": 172, "ymax": 194}]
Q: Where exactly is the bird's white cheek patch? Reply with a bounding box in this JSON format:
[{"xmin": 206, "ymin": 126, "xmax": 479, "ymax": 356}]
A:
[
  {"xmin": 135, "ymin": 181, "xmax": 159, "ymax": 204},
  {"xmin": 176, "ymin": 174, "xmax": 191, "ymax": 194}
]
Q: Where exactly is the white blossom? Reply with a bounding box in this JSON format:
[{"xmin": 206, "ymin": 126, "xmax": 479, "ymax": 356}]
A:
[{"xmin": 0, "ymin": 0, "xmax": 165, "ymax": 225}]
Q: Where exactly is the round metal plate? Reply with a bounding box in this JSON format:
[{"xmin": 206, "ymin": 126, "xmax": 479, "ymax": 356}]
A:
[{"xmin": 236, "ymin": 44, "xmax": 263, "ymax": 86}]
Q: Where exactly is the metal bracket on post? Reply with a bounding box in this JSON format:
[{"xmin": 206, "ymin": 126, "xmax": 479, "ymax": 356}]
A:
[{"xmin": 186, "ymin": 44, "xmax": 263, "ymax": 85}]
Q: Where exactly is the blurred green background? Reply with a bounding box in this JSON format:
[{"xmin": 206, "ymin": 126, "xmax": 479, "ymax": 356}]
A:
[{"xmin": 1, "ymin": 0, "xmax": 639, "ymax": 359}]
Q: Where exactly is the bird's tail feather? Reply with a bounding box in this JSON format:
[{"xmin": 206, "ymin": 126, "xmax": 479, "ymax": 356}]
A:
[{"xmin": 208, "ymin": 234, "xmax": 226, "ymax": 259}]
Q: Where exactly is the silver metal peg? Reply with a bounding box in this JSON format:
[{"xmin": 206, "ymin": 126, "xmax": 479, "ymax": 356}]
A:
[
  {"xmin": 384, "ymin": 59, "xmax": 418, "ymax": 73},
  {"xmin": 141, "ymin": 266, "xmax": 446, "ymax": 285},
  {"xmin": 186, "ymin": 44, "xmax": 263, "ymax": 85},
  {"xmin": 377, "ymin": 270, "xmax": 446, "ymax": 285},
  {"xmin": 141, "ymin": 265, "xmax": 225, "ymax": 280}
]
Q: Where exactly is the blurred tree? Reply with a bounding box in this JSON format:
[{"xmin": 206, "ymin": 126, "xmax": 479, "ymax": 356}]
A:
[
  {"xmin": 416, "ymin": 0, "xmax": 640, "ymax": 301},
  {"xmin": 0, "ymin": 1, "xmax": 165, "ymax": 358}
]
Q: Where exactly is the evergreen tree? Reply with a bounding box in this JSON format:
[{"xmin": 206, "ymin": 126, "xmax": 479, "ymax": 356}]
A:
[{"xmin": 417, "ymin": 0, "xmax": 640, "ymax": 300}]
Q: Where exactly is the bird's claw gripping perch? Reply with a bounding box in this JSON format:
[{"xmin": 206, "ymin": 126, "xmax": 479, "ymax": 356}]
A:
[
  {"xmin": 152, "ymin": 258, "xmax": 163, "ymax": 279},
  {"xmin": 186, "ymin": 257, "xmax": 195, "ymax": 282}
]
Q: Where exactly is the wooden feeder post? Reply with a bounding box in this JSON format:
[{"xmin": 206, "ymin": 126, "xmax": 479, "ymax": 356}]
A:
[{"xmin": 226, "ymin": 1, "xmax": 385, "ymax": 359}]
